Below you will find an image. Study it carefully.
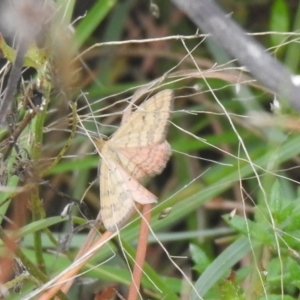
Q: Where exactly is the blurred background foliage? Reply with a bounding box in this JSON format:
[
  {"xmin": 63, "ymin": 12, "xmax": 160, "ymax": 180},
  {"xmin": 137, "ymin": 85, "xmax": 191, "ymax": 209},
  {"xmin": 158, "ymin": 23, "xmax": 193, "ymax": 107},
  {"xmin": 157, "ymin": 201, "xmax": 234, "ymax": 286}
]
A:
[{"xmin": 1, "ymin": 0, "xmax": 300, "ymax": 299}]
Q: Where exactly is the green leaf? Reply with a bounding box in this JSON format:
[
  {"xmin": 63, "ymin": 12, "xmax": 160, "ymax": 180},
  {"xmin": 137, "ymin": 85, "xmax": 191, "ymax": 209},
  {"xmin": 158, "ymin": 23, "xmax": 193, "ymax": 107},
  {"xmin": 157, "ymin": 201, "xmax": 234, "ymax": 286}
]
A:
[
  {"xmin": 281, "ymin": 230, "xmax": 300, "ymax": 249},
  {"xmin": 223, "ymin": 214, "xmax": 251, "ymax": 235},
  {"xmin": 224, "ymin": 214, "xmax": 273, "ymax": 245},
  {"xmin": 269, "ymin": 180, "xmax": 283, "ymax": 217},
  {"xmin": 0, "ymin": 216, "xmax": 69, "ymax": 247},
  {"xmin": 279, "ymin": 202, "xmax": 295, "ymax": 223},
  {"xmin": 219, "ymin": 274, "xmax": 243, "ymax": 300},
  {"xmin": 270, "ymin": 0, "xmax": 290, "ymax": 47},
  {"xmin": 190, "ymin": 244, "xmax": 211, "ymax": 274},
  {"xmin": 258, "ymin": 295, "xmax": 294, "ymax": 300},
  {"xmin": 74, "ymin": 0, "xmax": 117, "ymax": 50},
  {"xmin": 190, "ymin": 237, "xmax": 257, "ymax": 299}
]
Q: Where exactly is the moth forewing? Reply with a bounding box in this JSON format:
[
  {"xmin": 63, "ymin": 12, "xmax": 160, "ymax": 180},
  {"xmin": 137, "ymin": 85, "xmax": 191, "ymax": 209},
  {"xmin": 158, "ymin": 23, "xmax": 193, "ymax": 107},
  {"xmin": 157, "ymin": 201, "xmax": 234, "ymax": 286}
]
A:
[
  {"xmin": 96, "ymin": 89, "xmax": 174, "ymax": 230},
  {"xmin": 99, "ymin": 151, "xmax": 157, "ymax": 231},
  {"xmin": 113, "ymin": 141, "xmax": 172, "ymax": 179},
  {"xmin": 112, "ymin": 89, "xmax": 174, "ymax": 146}
]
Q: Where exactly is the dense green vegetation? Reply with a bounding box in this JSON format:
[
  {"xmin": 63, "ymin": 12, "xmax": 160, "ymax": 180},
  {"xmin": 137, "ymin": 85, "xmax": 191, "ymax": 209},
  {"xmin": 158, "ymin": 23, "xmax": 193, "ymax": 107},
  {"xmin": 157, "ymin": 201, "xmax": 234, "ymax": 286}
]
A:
[{"xmin": 1, "ymin": 0, "xmax": 300, "ymax": 299}]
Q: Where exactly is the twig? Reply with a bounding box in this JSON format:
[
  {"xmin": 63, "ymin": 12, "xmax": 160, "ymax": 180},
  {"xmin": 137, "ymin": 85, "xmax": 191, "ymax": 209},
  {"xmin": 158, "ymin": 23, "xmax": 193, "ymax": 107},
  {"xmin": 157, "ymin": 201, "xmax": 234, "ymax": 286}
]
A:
[
  {"xmin": 58, "ymin": 210, "xmax": 103, "ymax": 295},
  {"xmin": 0, "ymin": 227, "xmax": 69, "ymax": 300},
  {"xmin": 36, "ymin": 231, "xmax": 113, "ymax": 300},
  {"xmin": 127, "ymin": 204, "xmax": 152, "ymax": 300},
  {"xmin": 0, "ymin": 41, "xmax": 27, "ymax": 125},
  {"xmin": 172, "ymin": 0, "xmax": 300, "ymax": 111},
  {"xmin": 2, "ymin": 112, "xmax": 35, "ymax": 161}
]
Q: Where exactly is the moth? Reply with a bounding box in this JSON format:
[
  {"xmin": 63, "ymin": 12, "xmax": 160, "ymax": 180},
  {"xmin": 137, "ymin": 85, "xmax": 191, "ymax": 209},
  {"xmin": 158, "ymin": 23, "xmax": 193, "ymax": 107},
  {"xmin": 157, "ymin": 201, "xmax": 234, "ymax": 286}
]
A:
[{"xmin": 94, "ymin": 89, "xmax": 174, "ymax": 231}]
